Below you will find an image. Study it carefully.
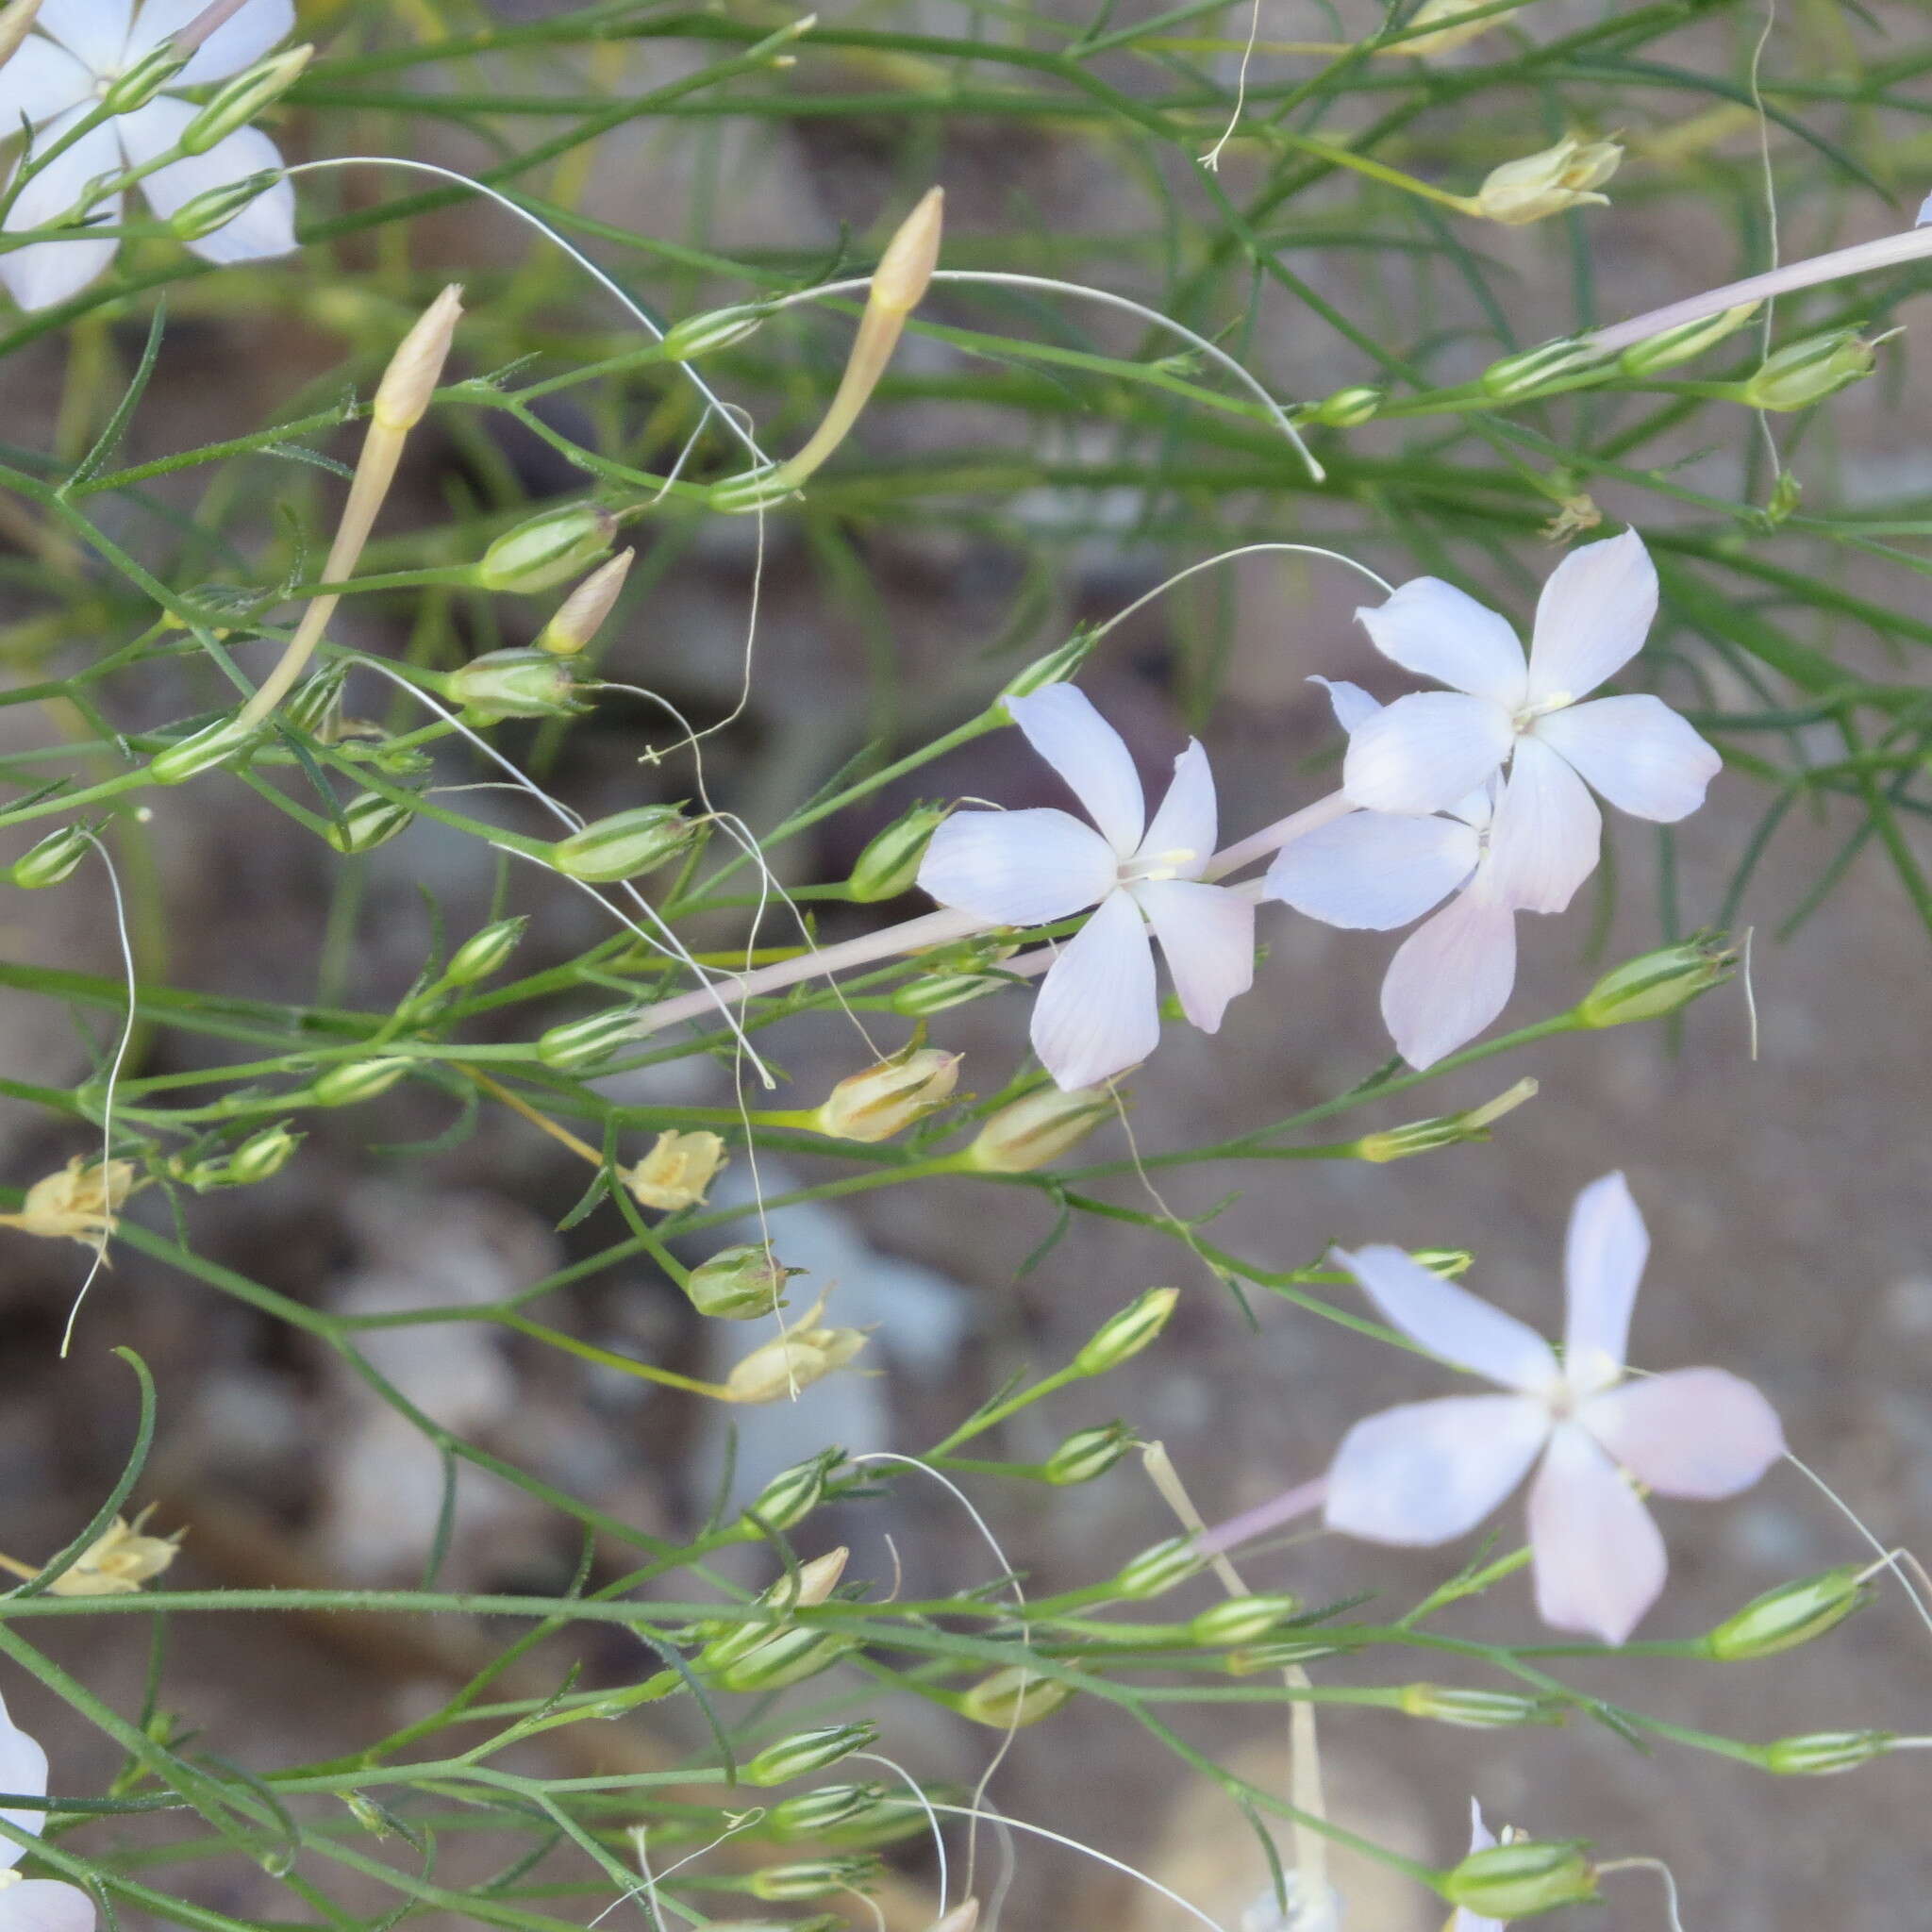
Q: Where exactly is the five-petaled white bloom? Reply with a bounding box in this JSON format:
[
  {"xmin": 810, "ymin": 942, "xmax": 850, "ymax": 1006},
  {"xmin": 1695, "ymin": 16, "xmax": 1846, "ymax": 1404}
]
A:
[
  {"xmin": 1324, "ymin": 1172, "xmax": 1784, "ymax": 1644},
  {"xmin": 0, "ymin": 1689, "xmax": 94, "ymax": 1930},
  {"xmin": 917, "ymin": 684, "xmax": 1255, "ymax": 1091},
  {"xmin": 1267, "ymin": 678, "xmax": 1519, "ymax": 1070},
  {"xmin": 1342, "ymin": 531, "xmax": 1721, "ymax": 918},
  {"xmin": 0, "ymin": 0, "xmax": 297, "ymax": 311}
]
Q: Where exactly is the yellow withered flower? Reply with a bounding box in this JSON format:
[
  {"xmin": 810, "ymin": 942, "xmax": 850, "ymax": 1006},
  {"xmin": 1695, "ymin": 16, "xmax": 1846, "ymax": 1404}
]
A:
[
  {"xmin": 625, "ymin": 1130, "xmax": 729, "ymax": 1212},
  {"xmin": 0, "ymin": 1156, "xmax": 136, "ymax": 1249}
]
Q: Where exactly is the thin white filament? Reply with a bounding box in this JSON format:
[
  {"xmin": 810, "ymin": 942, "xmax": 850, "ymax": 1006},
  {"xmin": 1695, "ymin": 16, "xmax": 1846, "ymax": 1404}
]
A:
[
  {"xmin": 854, "ymin": 1749, "xmax": 949, "ymax": 1920},
  {"xmin": 1595, "ymin": 1856, "xmax": 1690, "ymax": 1932},
  {"xmin": 1199, "ymin": 0, "xmax": 1265, "ymax": 171},
  {"xmin": 1782, "ymin": 1446, "xmax": 1932, "ymax": 1644}
]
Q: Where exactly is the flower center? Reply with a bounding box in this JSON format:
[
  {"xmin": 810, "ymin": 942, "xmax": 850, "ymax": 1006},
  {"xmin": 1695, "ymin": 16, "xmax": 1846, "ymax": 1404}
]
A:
[
  {"xmin": 1120, "ymin": 846, "xmax": 1196, "ymax": 886},
  {"xmin": 1510, "ymin": 690, "xmax": 1574, "ymax": 732}
]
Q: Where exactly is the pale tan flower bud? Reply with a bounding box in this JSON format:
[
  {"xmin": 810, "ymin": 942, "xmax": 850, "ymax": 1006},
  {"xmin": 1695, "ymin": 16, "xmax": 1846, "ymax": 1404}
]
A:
[
  {"xmin": 538, "ymin": 550, "xmax": 634, "ymax": 657},
  {"xmin": 724, "ymin": 1295, "xmax": 870, "ymax": 1404},
  {"xmin": 1471, "ymin": 136, "xmax": 1621, "ymax": 225},
  {"xmin": 813, "ymin": 1045, "xmax": 960, "ymax": 1142},
  {"xmin": 625, "ymin": 1130, "xmax": 728, "ymax": 1212},
  {"xmin": 373, "ymin": 284, "xmax": 464, "ymax": 433},
  {"xmin": 870, "ymin": 186, "xmax": 944, "ymax": 316},
  {"xmin": 0, "ymin": 1156, "xmax": 136, "ymax": 1248}
]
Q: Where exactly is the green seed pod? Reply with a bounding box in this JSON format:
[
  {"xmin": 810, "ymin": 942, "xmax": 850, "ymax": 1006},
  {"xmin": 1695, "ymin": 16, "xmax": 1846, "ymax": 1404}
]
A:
[
  {"xmin": 1762, "ymin": 1729, "xmax": 1895, "ymax": 1775},
  {"xmin": 547, "ymin": 805, "xmax": 698, "ymax": 883},
  {"xmin": 741, "ymin": 1724, "xmax": 879, "ymax": 1789},
  {"xmin": 169, "ymin": 170, "xmax": 283, "ymax": 242},
  {"xmin": 1395, "ymin": 1683, "xmax": 1557, "ymax": 1728},
  {"xmin": 443, "ymin": 917, "xmax": 528, "ymax": 988},
  {"xmin": 1073, "ymin": 1287, "xmax": 1179, "ymax": 1376},
  {"xmin": 890, "ymin": 970, "xmax": 1008, "ymax": 1017},
  {"xmin": 1739, "ymin": 329, "xmax": 1877, "ymax": 411},
  {"xmin": 148, "ymin": 716, "xmax": 260, "ymax": 786},
  {"xmin": 310, "ymin": 1057, "xmax": 411, "ymax": 1107},
  {"xmin": 1575, "ymin": 933, "xmax": 1737, "ymax": 1028},
  {"xmin": 536, "ymin": 1005, "xmax": 641, "ymax": 1074},
  {"xmin": 847, "ymin": 803, "xmax": 948, "ymax": 903},
  {"xmin": 227, "ymin": 1123, "xmax": 302, "ymax": 1184},
  {"xmin": 9, "ymin": 825, "xmax": 91, "ymax": 889},
  {"xmin": 180, "ymin": 44, "xmax": 312, "ymax": 154},
  {"xmin": 745, "ymin": 1858, "xmax": 878, "ymax": 1903},
  {"xmin": 325, "ymin": 791, "xmax": 416, "ymax": 854},
  {"xmin": 1187, "ymin": 1594, "xmax": 1300, "ymax": 1648},
  {"xmin": 1310, "ymin": 384, "xmax": 1383, "ymax": 427},
  {"xmin": 476, "ymin": 503, "xmax": 618, "ymax": 594},
  {"xmin": 714, "ymin": 1627, "xmax": 853, "ymax": 1693},
  {"xmin": 741, "ymin": 1453, "xmax": 841, "ymax": 1536},
  {"xmin": 1111, "ymin": 1535, "xmax": 1205, "ymax": 1601},
  {"xmin": 1441, "ymin": 1840, "xmax": 1598, "ymax": 1919},
  {"xmin": 1043, "ymin": 1421, "xmax": 1132, "ymax": 1486},
  {"xmin": 447, "ymin": 648, "xmax": 584, "ymax": 722},
  {"xmin": 957, "ymin": 1666, "xmax": 1074, "ymax": 1729},
  {"xmin": 661, "ymin": 304, "xmax": 771, "ymax": 360},
  {"xmin": 1616, "ymin": 301, "xmax": 1758, "ymax": 376},
  {"xmin": 102, "ymin": 37, "xmax": 187, "ymax": 111},
  {"xmin": 767, "ymin": 1784, "xmax": 887, "ymax": 1840},
  {"xmin": 687, "ymin": 1242, "xmax": 799, "ymax": 1321},
  {"xmin": 1704, "ymin": 1565, "xmax": 1873, "ymax": 1660},
  {"xmin": 1479, "ymin": 336, "xmax": 1616, "ymax": 402}
]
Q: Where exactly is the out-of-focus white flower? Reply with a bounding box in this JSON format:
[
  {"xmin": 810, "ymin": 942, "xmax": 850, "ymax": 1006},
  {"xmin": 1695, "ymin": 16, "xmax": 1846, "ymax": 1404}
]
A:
[
  {"xmin": 917, "ymin": 685, "xmax": 1255, "ymax": 1090},
  {"xmin": 1453, "ymin": 1800, "xmax": 1505, "ymax": 1932},
  {"xmin": 1322, "ymin": 1172, "xmax": 1785, "ymax": 1644},
  {"xmin": 0, "ymin": 0, "xmax": 298, "ymax": 310},
  {"xmin": 0, "ymin": 1689, "xmax": 95, "ymax": 1930},
  {"xmin": 1341, "ymin": 532, "xmax": 1720, "ymax": 917},
  {"xmin": 1267, "ymin": 678, "xmax": 1518, "ymax": 1070}
]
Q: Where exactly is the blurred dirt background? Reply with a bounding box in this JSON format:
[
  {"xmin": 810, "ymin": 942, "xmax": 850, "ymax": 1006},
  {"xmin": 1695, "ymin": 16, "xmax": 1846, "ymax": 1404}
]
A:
[{"xmin": 2, "ymin": 1, "xmax": 1929, "ymax": 1926}]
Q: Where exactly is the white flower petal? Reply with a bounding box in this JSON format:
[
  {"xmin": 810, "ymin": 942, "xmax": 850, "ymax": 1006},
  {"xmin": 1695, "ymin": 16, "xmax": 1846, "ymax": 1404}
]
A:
[
  {"xmin": 1525, "ymin": 529, "xmax": 1657, "ymax": 703},
  {"xmin": 1357, "ymin": 576, "xmax": 1527, "ymax": 706},
  {"xmin": 1484, "ymin": 733, "xmax": 1601, "ymax": 914},
  {"xmin": 1028, "ymin": 886, "xmax": 1158, "ymax": 1090},
  {"xmin": 1333, "ymin": 1244, "xmax": 1557, "ymax": 1390},
  {"xmin": 0, "ymin": 36, "xmax": 94, "ymax": 135},
  {"xmin": 1006, "ymin": 685, "xmax": 1143, "ymax": 854},
  {"xmin": 1265, "ymin": 810, "xmax": 1477, "ymax": 931},
  {"xmin": 1379, "ymin": 885, "xmax": 1517, "ymax": 1070},
  {"xmin": 1528, "ymin": 1420, "xmax": 1667, "ymax": 1644},
  {"xmin": 1452, "ymin": 1801, "xmax": 1504, "ymax": 1932},
  {"xmin": 1532, "ymin": 694, "xmax": 1721, "ymax": 824},
  {"xmin": 35, "ymin": 0, "xmax": 133, "ymax": 72},
  {"xmin": 1324, "ymin": 1393, "xmax": 1550, "ymax": 1544},
  {"xmin": 1137, "ymin": 739, "xmax": 1216, "ymax": 879},
  {"xmin": 917, "ymin": 807, "xmax": 1116, "ymax": 926},
  {"xmin": 0, "ymin": 1691, "xmax": 49, "ymax": 1869},
  {"xmin": 1134, "ymin": 877, "xmax": 1254, "ymax": 1033},
  {"xmin": 125, "ymin": 0, "xmax": 291, "ymax": 81},
  {"xmin": 1342, "ymin": 691, "xmax": 1515, "ymax": 817},
  {"xmin": 121, "ymin": 97, "xmax": 293, "ymax": 262},
  {"xmin": 1, "ymin": 1881, "xmax": 97, "ymax": 1932},
  {"xmin": 1581, "ymin": 1368, "xmax": 1785, "ymax": 1500},
  {"xmin": 0, "ymin": 109, "xmax": 123, "ymax": 312},
  {"xmin": 1309, "ymin": 675, "xmax": 1379, "ymax": 735},
  {"xmin": 1560, "ymin": 1170, "xmax": 1647, "ymax": 1394}
]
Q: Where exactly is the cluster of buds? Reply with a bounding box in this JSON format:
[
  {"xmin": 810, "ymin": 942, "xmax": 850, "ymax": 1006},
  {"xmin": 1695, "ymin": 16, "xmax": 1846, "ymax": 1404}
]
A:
[
  {"xmin": 722, "ymin": 1294, "xmax": 870, "ymax": 1403},
  {"xmin": 625, "ymin": 1130, "xmax": 729, "ymax": 1213},
  {"xmin": 0, "ymin": 1155, "xmax": 137, "ymax": 1248}
]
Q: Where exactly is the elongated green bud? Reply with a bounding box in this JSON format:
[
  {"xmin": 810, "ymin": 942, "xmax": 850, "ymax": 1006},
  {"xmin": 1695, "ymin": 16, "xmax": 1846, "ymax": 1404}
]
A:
[
  {"xmin": 310, "ymin": 1056, "xmax": 410, "ymax": 1107},
  {"xmin": 1353, "ymin": 1077, "xmax": 1538, "ymax": 1162},
  {"xmin": 742, "ymin": 1724, "xmax": 878, "ymax": 1789},
  {"xmin": 1111, "ymin": 1535, "xmax": 1205, "ymax": 1601},
  {"xmin": 957, "ymin": 1667, "xmax": 1073, "ymax": 1729},
  {"xmin": 1188, "ymin": 1594, "xmax": 1299, "ymax": 1647},
  {"xmin": 547, "ymin": 805, "xmax": 697, "ymax": 882},
  {"xmin": 1226, "ymin": 1639, "xmax": 1345, "ymax": 1674},
  {"xmin": 1738, "ymin": 329, "xmax": 1878, "ymax": 410},
  {"xmin": 148, "ymin": 715, "xmax": 260, "ymax": 785},
  {"xmin": 102, "ymin": 37, "xmax": 186, "ymax": 111},
  {"xmin": 1615, "ymin": 301, "xmax": 1758, "ymax": 375},
  {"xmin": 180, "ymin": 44, "xmax": 311, "ymax": 152},
  {"xmin": 741, "ymin": 1452, "xmax": 841, "ymax": 1535},
  {"xmin": 1574, "ymin": 932, "xmax": 1736, "ymax": 1028},
  {"xmin": 1396, "ymin": 1683, "xmax": 1557, "ymax": 1728},
  {"xmin": 537, "ymin": 550, "xmax": 632, "ymax": 658},
  {"xmin": 1000, "ymin": 631, "xmax": 1094, "ymax": 700},
  {"xmin": 227, "ymin": 1123, "xmax": 302, "ymax": 1183},
  {"xmin": 768, "ymin": 1784, "xmax": 887, "ymax": 1839},
  {"xmin": 1074, "ymin": 1287, "xmax": 1178, "ymax": 1375},
  {"xmin": 1043, "ymin": 1421, "xmax": 1131, "ymax": 1486},
  {"xmin": 1441, "ymin": 1840, "xmax": 1598, "ymax": 1918},
  {"xmin": 477, "ymin": 503, "xmax": 618, "ymax": 594},
  {"xmin": 662, "ymin": 304, "xmax": 770, "ymax": 360},
  {"xmin": 1704, "ymin": 1565, "xmax": 1872, "ymax": 1660},
  {"xmin": 967, "ymin": 1083, "xmax": 1114, "ymax": 1173},
  {"xmin": 169, "ymin": 169, "xmax": 282, "ymax": 242},
  {"xmin": 890, "ymin": 969, "xmax": 1008, "ymax": 1016},
  {"xmin": 686, "ymin": 1242, "xmax": 799, "ymax": 1320},
  {"xmin": 1311, "ymin": 384, "xmax": 1382, "ymax": 427},
  {"xmin": 443, "ymin": 917, "xmax": 527, "ymax": 987},
  {"xmin": 715, "ymin": 1627, "xmax": 853, "ymax": 1692},
  {"xmin": 1762, "ymin": 1728, "xmax": 1894, "ymax": 1775},
  {"xmin": 446, "ymin": 648, "xmax": 584, "ymax": 722},
  {"xmin": 746, "ymin": 1858, "xmax": 879, "ymax": 1903},
  {"xmin": 1480, "ymin": 336, "xmax": 1617, "ymax": 402},
  {"xmin": 282, "ymin": 665, "xmax": 349, "ymax": 738},
  {"xmin": 847, "ymin": 803, "xmax": 948, "ymax": 903},
  {"xmin": 536, "ymin": 1005, "xmax": 640, "ymax": 1073},
  {"xmin": 325, "ymin": 791, "xmax": 416, "ymax": 854},
  {"xmin": 8, "ymin": 825, "xmax": 90, "ymax": 888}
]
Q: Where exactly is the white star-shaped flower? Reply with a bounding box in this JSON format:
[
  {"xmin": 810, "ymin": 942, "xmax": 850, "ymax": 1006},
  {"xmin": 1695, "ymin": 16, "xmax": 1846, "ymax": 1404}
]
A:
[
  {"xmin": 1341, "ymin": 532, "xmax": 1721, "ymax": 916},
  {"xmin": 1324, "ymin": 1172, "xmax": 1785, "ymax": 1644},
  {"xmin": 0, "ymin": 0, "xmax": 297, "ymax": 311},
  {"xmin": 0, "ymin": 1690, "xmax": 93, "ymax": 1931},
  {"xmin": 917, "ymin": 684, "xmax": 1256, "ymax": 1091}
]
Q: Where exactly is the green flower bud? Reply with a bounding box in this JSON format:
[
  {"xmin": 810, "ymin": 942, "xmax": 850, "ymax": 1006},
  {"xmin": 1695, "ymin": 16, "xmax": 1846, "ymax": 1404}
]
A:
[
  {"xmin": 1479, "ymin": 336, "xmax": 1617, "ymax": 402},
  {"xmin": 309, "ymin": 1057, "xmax": 411, "ymax": 1107},
  {"xmin": 967, "ymin": 1083, "xmax": 1116, "ymax": 1173},
  {"xmin": 1000, "ymin": 632, "xmax": 1094, "ymax": 701},
  {"xmin": 1739, "ymin": 329, "xmax": 1878, "ymax": 411},
  {"xmin": 324, "ymin": 791, "xmax": 416, "ymax": 854},
  {"xmin": 443, "ymin": 917, "xmax": 528, "ymax": 988},
  {"xmin": 1574, "ymin": 933, "xmax": 1737, "ymax": 1028},
  {"xmin": 446, "ymin": 648, "xmax": 585, "ymax": 722},
  {"xmin": 741, "ymin": 1452, "xmax": 841, "ymax": 1536},
  {"xmin": 180, "ymin": 44, "xmax": 312, "ymax": 154},
  {"xmin": 1412, "ymin": 1247, "xmax": 1475, "ymax": 1279},
  {"xmin": 1395, "ymin": 1683, "xmax": 1558, "ymax": 1728},
  {"xmin": 1615, "ymin": 301, "xmax": 1759, "ymax": 376},
  {"xmin": 767, "ymin": 1784, "xmax": 887, "ymax": 1839},
  {"xmin": 1762, "ymin": 1728, "xmax": 1894, "ymax": 1775},
  {"xmin": 148, "ymin": 715, "xmax": 260, "ymax": 785},
  {"xmin": 1043, "ymin": 1422, "xmax": 1132, "ymax": 1486},
  {"xmin": 1441, "ymin": 1840, "xmax": 1598, "ymax": 1919},
  {"xmin": 9, "ymin": 825, "xmax": 91, "ymax": 889},
  {"xmin": 956, "ymin": 1666, "xmax": 1074, "ymax": 1729},
  {"xmin": 1225, "ymin": 1640, "xmax": 1346, "ymax": 1674},
  {"xmin": 1704, "ymin": 1565, "xmax": 1873, "ymax": 1660},
  {"xmin": 227, "ymin": 1123, "xmax": 302, "ymax": 1184},
  {"xmin": 1353, "ymin": 1076, "xmax": 1538, "ymax": 1163},
  {"xmin": 547, "ymin": 805, "xmax": 698, "ymax": 882},
  {"xmin": 1311, "ymin": 384, "xmax": 1383, "ymax": 427},
  {"xmin": 741, "ymin": 1724, "xmax": 879, "ymax": 1789},
  {"xmin": 536, "ymin": 1005, "xmax": 641, "ymax": 1073},
  {"xmin": 1187, "ymin": 1594, "xmax": 1300, "ymax": 1647},
  {"xmin": 890, "ymin": 969, "xmax": 1008, "ymax": 1017},
  {"xmin": 707, "ymin": 465, "xmax": 795, "ymax": 515},
  {"xmin": 661, "ymin": 304, "xmax": 770, "ymax": 360},
  {"xmin": 102, "ymin": 38, "xmax": 187, "ymax": 112},
  {"xmin": 847, "ymin": 803, "xmax": 948, "ymax": 903},
  {"xmin": 1073, "ymin": 1287, "xmax": 1179, "ymax": 1376},
  {"xmin": 687, "ymin": 1242, "xmax": 799, "ymax": 1321},
  {"xmin": 1111, "ymin": 1535, "xmax": 1205, "ymax": 1601},
  {"xmin": 168, "ymin": 169, "xmax": 282, "ymax": 242},
  {"xmin": 477, "ymin": 503, "xmax": 618, "ymax": 594},
  {"xmin": 745, "ymin": 1858, "xmax": 878, "ymax": 1903},
  {"xmin": 282, "ymin": 666, "xmax": 349, "ymax": 739},
  {"xmin": 714, "ymin": 1627, "xmax": 853, "ymax": 1693}
]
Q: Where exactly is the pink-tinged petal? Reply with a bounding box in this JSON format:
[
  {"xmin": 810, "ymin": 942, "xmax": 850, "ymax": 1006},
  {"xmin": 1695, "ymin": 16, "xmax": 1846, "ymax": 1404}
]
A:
[
  {"xmin": 2, "ymin": 1882, "xmax": 97, "ymax": 1932},
  {"xmin": 126, "ymin": 0, "xmax": 291, "ymax": 80},
  {"xmin": 1483, "ymin": 734, "xmax": 1601, "ymax": 915},
  {"xmin": 1379, "ymin": 886, "xmax": 1517, "ymax": 1071},
  {"xmin": 1528, "ymin": 1420, "xmax": 1667, "ymax": 1644},
  {"xmin": 1137, "ymin": 739, "xmax": 1217, "ymax": 879},
  {"xmin": 918, "ymin": 807, "xmax": 1116, "ymax": 926},
  {"xmin": 1560, "ymin": 1171, "xmax": 1647, "ymax": 1394},
  {"xmin": 1333, "ymin": 1244, "xmax": 1557, "ymax": 1390},
  {"xmin": 1028, "ymin": 887, "xmax": 1158, "ymax": 1090},
  {"xmin": 1006, "ymin": 685, "xmax": 1143, "ymax": 854},
  {"xmin": 120, "ymin": 98, "xmax": 294, "ymax": 262},
  {"xmin": 1309, "ymin": 675, "xmax": 1379, "ymax": 735},
  {"xmin": 1525, "ymin": 529, "xmax": 1657, "ymax": 703},
  {"xmin": 1357, "ymin": 576, "xmax": 1527, "ymax": 706},
  {"xmin": 1342, "ymin": 691, "xmax": 1515, "ymax": 817},
  {"xmin": 0, "ymin": 110, "xmax": 122, "ymax": 313},
  {"xmin": 1532, "ymin": 694, "xmax": 1721, "ymax": 824},
  {"xmin": 1581, "ymin": 1368, "xmax": 1785, "ymax": 1500},
  {"xmin": 35, "ymin": 0, "xmax": 133, "ymax": 70},
  {"xmin": 0, "ymin": 37, "xmax": 93, "ymax": 134},
  {"xmin": 1134, "ymin": 877, "xmax": 1254, "ymax": 1033},
  {"xmin": 1265, "ymin": 810, "xmax": 1477, "ymax": 931},
  {"xmin": 1324, "ymin": 1393, "xmax": 1550, "ymax": 1544},
  {"xmin": 0, "ymin": 1693, "xmax": 49, "ymax": 1868}
]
